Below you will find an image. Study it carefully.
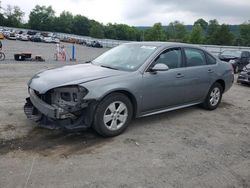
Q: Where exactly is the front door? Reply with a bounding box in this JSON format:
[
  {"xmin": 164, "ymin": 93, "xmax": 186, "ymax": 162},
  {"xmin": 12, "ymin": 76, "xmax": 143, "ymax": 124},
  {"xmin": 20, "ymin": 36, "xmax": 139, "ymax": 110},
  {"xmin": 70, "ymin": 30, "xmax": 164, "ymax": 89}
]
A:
[{"xmin": 141, "ymin": 48, "xmax": 188, "ymax": 113}]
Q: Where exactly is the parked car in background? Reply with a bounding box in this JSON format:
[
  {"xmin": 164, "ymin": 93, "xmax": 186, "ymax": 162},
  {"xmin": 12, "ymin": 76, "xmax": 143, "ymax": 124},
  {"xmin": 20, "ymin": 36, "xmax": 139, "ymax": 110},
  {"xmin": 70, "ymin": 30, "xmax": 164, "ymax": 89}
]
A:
[
  {"xmin": 218, "ymin": 50, "xmax": 250, "ymax": 73},
  {"xmin": 16, "ymin": 34, "xmax": 22, "ymax": 40},
  {"xmin": 31, "ymin": 34, "xmax": 43, "ymax": 42},
  {"xmin": 43, "ymin": 37, "xmax": 53, "ymax": 43},
  {"xmin": 237, "ymin": 63, "xmax": 250, "ymax": 85},
  {"xmin": 7, "ymin": 33, "xmax": 16, "ymax": 40},
  {"xmin": 51, "ymin": 38, "xmax": 60, "ymax": 43},
  {"xmin": 20, "ymin": 34, "xmax": 29, "ymax": 41},
  {"xmin": 86, "ymin": 41, "xmax": 92, "ymax": 47},
  {"xmin": 24, "ymin": 42, "xmax": 234, "ymax": 137},
  {"xmin": 77, "ymin": 39, "xmax": 87, "ymax": 45},
  {"xmin": 91, "ymin": 40, "xmax": 103, "ymax": 48}
]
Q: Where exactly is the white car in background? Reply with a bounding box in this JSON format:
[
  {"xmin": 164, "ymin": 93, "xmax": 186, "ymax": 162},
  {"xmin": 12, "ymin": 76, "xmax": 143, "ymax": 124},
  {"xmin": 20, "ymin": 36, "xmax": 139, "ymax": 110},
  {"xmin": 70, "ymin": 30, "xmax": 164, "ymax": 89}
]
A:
[
  {"xmin": 21, "ymin": 34, "xmax": 29, "ymax": 41},
  {"xmin": 44, "ymin": 37, "xmax": 53, "ymax": 43}
]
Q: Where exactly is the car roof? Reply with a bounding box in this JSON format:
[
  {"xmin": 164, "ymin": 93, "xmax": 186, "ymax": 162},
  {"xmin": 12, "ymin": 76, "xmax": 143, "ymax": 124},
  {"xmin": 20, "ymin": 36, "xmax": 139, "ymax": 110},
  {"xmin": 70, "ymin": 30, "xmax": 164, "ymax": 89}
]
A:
[{"xmin": 124, "ymin": 41, "xmax": 204, "ymax": 50}]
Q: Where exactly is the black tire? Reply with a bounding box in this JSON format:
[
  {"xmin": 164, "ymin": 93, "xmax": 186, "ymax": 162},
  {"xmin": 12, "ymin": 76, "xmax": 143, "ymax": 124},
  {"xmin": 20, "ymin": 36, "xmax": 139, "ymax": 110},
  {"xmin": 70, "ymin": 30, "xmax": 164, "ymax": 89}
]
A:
[
  {"xmin": 93, "ymin": 93, "xmax": 133, "ymax": 137},
  {"xmin": 0, "ymin": 52, "xmax": 5, "ymax": 61},
  {"xmin": 202, "ymin": 82, "xmax": 223, "ymax": 110}
]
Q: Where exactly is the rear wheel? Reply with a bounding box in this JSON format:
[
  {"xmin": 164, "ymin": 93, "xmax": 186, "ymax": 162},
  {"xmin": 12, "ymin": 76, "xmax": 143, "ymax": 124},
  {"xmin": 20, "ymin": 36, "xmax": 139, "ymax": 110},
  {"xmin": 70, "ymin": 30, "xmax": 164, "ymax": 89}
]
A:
[
  {"xmin": 93, "ymin": 93, "xmax": 133, "ymax": 137},
  {"xmin": 202, "ymin": 83, "xmax": 223, "ymax": 110},
  {"xmin": 0, "ymin": 52, "xmax": 5, "ymax": 61}
]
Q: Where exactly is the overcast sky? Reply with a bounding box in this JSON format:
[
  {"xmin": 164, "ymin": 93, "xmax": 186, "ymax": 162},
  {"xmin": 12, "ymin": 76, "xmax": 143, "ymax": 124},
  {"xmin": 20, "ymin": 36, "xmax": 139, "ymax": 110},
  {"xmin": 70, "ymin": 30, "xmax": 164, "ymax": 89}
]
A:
[{"xmin": 2, "ymin": 0, "xmax": 250, "ymax": 26}]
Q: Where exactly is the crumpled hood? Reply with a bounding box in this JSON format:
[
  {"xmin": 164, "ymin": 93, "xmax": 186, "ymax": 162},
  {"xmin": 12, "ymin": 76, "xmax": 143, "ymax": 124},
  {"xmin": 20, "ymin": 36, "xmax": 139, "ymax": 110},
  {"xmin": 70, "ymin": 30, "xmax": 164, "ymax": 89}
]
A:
[{"xmin": 29, "ymin": 63, "xmax": 125, "ymax": 94}]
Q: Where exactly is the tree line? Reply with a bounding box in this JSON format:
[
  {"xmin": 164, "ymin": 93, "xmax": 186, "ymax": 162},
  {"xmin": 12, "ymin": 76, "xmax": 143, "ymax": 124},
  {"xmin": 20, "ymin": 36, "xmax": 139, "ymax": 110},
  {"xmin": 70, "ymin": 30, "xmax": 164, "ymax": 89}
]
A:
[{"xmin": 0, "ymin": 3, "xmax": 250, "ymax": 46}]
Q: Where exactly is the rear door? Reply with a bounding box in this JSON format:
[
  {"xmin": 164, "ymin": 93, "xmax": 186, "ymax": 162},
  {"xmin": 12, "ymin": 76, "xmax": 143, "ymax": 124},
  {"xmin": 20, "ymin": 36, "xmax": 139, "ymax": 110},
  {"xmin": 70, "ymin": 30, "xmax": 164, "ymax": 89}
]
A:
[{"xmin": 181, "ymin": 48, "xmax": 212, "ymax": 103}]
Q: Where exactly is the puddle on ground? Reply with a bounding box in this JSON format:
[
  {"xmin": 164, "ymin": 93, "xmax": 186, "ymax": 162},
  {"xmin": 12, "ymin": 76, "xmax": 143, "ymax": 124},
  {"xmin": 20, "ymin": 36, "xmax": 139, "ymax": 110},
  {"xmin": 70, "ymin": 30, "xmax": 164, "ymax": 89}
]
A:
[{"xmin": 0, "ymin": 128, "xmax": 112, "ymax": 157}]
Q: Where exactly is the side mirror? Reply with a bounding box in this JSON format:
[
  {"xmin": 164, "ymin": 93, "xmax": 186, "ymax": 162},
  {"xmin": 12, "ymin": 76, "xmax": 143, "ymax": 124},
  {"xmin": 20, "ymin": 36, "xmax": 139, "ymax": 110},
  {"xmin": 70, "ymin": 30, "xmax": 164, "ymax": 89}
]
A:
[{"xmin": 150, "ymin": 63, "xmax": 169, "ymax": 72}]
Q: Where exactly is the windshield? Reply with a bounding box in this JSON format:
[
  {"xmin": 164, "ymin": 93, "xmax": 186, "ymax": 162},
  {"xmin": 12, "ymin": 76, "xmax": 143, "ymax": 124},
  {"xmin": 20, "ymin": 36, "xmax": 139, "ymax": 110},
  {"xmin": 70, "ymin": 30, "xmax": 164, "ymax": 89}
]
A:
[
  {"xmin": 92, "ymin": 44, "xmax": 157, "ymax": 71},
  {"xmin": 221, "ymin": 50, "xmax": 241, "ymax": 57}
]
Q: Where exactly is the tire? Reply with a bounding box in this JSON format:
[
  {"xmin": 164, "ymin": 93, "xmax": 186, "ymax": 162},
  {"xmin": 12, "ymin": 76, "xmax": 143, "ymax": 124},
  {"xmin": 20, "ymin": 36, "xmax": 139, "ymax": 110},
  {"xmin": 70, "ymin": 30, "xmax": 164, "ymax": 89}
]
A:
[
  {"xmin": 0, "ymin": 52, "xmax": 5, "ymax": 61},
  {"xmin": 93, "ymin": 93, "xmax": 133, "ymax": 137},
  {"xmin": 202, "ymin": 82, "xmax": 223, "ymax": 110}
]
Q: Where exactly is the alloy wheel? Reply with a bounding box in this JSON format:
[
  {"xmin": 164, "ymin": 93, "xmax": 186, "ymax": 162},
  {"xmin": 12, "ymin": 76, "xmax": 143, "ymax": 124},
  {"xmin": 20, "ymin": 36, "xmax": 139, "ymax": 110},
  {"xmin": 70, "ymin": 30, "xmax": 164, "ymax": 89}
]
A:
[
  {"xmin": 209, "ymin": 87, "xmax": 221, "ymax": 106},
  {"xmin": 103, "ymin": 101, "xmax": 128, "ymax": 131}
]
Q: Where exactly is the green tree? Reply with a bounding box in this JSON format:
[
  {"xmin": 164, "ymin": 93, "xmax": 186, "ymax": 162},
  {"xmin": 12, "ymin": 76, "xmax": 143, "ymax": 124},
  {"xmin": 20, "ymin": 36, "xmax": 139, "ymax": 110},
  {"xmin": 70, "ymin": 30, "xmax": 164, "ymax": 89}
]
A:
[
  {"xmin": 239, "ymin": 21, "xmax": 250, "ymax": 46},
  {"xmin": 206, "ymin": 19, "xmax": 220, "ymax": 44},
  {"xmin": 116, "ymin": 24, "xmax": 137, "ymax": 40},
  {"xmin": 144, "ymin": 23, "xmax": 166, "ymax": 41},
  {"xmin": 194, "ymin": 18, "xmax": 208, "ymax": 31},
  {"xmin": 89, "ymin": 20, "xmax": 104, "ymax": 38},
  {"xmin": 104, "ymin": 23, "xmax": 140, "ymax": 41},
  {"xmin": 4, "ymin": 5, "xmax": 24, "ymax": 27},
  {"xmin": 104, "ymin": 23, "xmax": 117, "ymax": 39},
  {"xmin": 167, "ymin": 21, "xmax": 187, "ymax": 42},
  {"xmin": 72, "ymin": 15, "xmax": 90, "ymax": 36},
  {"xmin": 214, "ymin": 24, "xmax": 234, "ymax": 45},
  {"xmin": 28, "ymin": 5, "xmax": 55, "ymax": 31},
  {"xmin": 0, "ymin": 1, "xmax": 5, "ymax": 25},
  {"xmin": 189, "ymin": 24, "xmax": 204, "ymax": 44},
  {"xmin": 54, "ymin": 11, "xmax": 73, "ymax": 33}
]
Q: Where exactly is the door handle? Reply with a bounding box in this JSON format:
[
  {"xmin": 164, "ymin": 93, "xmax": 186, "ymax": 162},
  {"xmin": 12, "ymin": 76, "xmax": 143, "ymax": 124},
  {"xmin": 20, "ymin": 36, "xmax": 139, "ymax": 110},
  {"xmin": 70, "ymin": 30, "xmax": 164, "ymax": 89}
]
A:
[
  {"xmin": 176, "ymin": 73, "xmax": 184, "ymax": 78},
  {"xmin": 208, "ymin": 69, "xmax": 214, "ymax": 73}
]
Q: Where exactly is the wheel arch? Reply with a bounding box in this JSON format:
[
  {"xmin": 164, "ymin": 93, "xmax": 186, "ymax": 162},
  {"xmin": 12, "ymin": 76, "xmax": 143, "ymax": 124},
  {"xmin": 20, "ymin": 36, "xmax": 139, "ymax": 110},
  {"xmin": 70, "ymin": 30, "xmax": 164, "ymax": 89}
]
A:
[
  {"xmin": 99, "ymin": 89, "xmax": 138, "ymax": 118},
  {"xmin": 215, "ymin": 79, "xmax": 225, "ymax": 93}
]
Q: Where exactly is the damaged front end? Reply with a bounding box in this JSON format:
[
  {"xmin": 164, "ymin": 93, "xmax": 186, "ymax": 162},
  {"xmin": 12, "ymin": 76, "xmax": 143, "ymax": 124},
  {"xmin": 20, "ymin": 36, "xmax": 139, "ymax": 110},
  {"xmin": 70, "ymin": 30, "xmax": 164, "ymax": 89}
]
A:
[{"xmin": 24, "ymin": 85, "xmax": 96, "ymax": 130}]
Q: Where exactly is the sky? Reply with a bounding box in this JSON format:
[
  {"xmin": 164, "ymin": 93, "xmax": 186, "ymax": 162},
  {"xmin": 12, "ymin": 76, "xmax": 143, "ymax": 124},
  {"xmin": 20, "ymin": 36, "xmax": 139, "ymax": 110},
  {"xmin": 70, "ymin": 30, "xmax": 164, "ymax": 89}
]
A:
[{"xmin": 2, "ymin": 0, "xmax": 250, "ymax": 26}]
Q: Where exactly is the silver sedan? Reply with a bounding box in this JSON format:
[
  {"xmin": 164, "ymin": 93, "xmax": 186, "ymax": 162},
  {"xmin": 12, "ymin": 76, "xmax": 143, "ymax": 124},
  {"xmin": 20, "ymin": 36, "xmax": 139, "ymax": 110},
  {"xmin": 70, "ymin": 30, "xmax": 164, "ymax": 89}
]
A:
[{"xmin": 24, "ymin": 42, "xmax": 234, "ymax": 137}]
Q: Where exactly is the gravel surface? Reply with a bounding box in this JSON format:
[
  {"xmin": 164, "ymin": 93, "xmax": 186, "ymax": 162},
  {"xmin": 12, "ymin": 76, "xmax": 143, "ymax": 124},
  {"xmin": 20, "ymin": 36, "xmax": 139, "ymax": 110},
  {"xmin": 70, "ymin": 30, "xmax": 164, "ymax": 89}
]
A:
[
  {"xmin": 1, "ymin": 39, "xmax": 108, "ymax": 62},
  {"xmin": 0, "ymin": 40, "xmax": 249, "ymax": 188}
]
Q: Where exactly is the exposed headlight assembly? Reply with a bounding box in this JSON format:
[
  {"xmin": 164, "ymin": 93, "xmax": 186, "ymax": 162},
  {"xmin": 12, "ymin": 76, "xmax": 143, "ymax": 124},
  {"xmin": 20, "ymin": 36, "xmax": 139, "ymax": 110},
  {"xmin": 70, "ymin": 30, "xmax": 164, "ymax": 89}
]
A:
[{"xmin": 51, "ymin": 86, "xmax": 88, "ymax": 113}]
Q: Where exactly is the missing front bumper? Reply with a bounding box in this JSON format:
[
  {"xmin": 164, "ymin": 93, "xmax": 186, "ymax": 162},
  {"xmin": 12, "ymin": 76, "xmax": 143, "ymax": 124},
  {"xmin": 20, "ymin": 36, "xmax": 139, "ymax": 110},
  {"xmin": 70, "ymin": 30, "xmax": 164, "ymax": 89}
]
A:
[
  {"xmin": 24, "ymin": 96, "xmax": 96, "ymax": 131},
  {"xmin": 29, "ymin": 88, "xmax": 77, "ymax": 120}
]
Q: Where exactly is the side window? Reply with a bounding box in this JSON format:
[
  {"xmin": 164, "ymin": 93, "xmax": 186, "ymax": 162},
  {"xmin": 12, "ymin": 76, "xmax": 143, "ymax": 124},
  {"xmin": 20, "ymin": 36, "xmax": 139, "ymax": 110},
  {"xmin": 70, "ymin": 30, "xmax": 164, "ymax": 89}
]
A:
[
  {"xmin": 154, "ymin": 48, "xmax": 182, "ymax": 69},
  {"xmin": 184, "ymin": 48, "xmax": 207, "ymax": 67},
  {"xmin": 206, "ymin": 53, "xmax": 217, "ymax": 65}
]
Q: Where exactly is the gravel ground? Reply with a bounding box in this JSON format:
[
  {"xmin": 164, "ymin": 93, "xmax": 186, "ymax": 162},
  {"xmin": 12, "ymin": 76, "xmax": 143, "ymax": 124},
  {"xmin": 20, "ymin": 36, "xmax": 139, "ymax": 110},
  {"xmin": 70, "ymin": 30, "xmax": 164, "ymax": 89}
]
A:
[
  {"xmin": 0, "ymin": 40, "xmax": 249, "ymax": 188},
  {"xmin": 1, "ymin": 39, "xmax": 108, "ymax": 62}
]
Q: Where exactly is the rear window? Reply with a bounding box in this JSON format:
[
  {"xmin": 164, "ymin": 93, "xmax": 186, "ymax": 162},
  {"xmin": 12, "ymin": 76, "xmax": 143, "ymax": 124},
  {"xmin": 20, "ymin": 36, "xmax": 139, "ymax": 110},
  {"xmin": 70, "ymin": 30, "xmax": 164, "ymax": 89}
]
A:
[{"xmin": 184, "ymin": 48, "xmax": 206, "ymax": 67}]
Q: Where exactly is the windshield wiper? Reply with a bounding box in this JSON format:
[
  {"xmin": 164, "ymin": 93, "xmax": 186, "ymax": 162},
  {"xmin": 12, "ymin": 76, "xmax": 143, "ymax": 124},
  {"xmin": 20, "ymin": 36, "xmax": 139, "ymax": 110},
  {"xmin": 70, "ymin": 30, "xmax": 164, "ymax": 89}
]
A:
[{"xmin": 100, "ymin": 65, "xmax": 119, "ymax": 70}]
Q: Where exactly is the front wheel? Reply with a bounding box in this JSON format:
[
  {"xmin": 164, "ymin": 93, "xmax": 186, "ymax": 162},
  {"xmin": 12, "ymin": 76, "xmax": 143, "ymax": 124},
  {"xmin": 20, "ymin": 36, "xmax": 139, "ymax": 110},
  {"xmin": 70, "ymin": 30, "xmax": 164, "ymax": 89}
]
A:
[
  {"xmin": 202, "ymin": 83, "xmax": 223, "ymax": 110},
  {"xmin": 0, "ymin": 52, "xmax": 5, "ymax": 61},
  {"xmin": 93, "ymin": 93, "xmax": 133, "ymax": 137}
]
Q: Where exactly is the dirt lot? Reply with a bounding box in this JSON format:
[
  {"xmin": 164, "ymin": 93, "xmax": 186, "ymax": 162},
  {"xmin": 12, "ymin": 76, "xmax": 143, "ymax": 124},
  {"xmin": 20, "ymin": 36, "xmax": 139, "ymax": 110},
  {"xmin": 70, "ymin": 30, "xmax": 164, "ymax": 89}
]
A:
[{"xmin": 0, "ymin": 40, "xmax": 249, "ymax": 188}]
